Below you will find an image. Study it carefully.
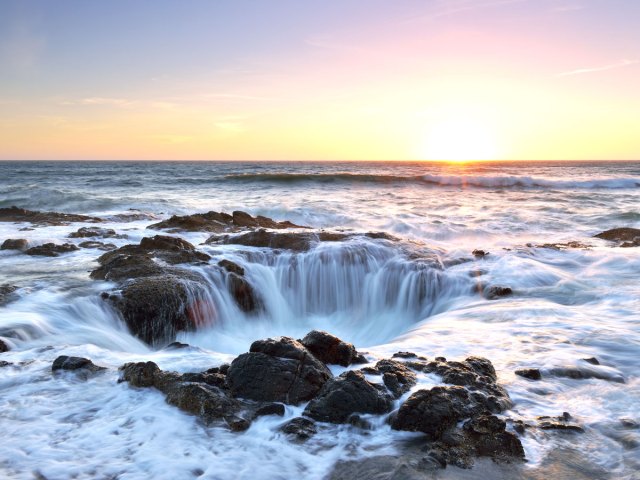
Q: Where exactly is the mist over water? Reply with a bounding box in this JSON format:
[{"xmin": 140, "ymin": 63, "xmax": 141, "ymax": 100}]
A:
[{"xmin": 0, "ymin": 161, "xmax": 639, "ymax": 479}]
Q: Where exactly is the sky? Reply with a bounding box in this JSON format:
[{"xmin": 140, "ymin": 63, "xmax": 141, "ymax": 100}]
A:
[{"xmin": 0, "ymin": 0, "xmax": 639, "ymax": 161}]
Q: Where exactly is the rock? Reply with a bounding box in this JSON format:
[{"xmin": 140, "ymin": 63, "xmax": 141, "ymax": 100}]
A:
[
  {"xmin": 180, "ymin": 371, "xmax": 227, "ymax": 389},
  {"xmin": 548, "ymin": 366, "xmax": 625, "ymax": 383},
  {"xmin": 0, "ymin": 339, "xmax": 9, "ymax": 352},
  {"xmin": 227, "ymin": 273, "xmax": 260, "ymax": 312},
  {"xmin": 120, "ymin": 361, "xmax": 161, "ymax": 387},
  {"xmin": 594, "ymin": 228, "xmax": 640, "ymax": 246},
  {"xmin": 218, "ymin": 259, "xmax": 245, "ymax": 276},
  {"xmin": 484, "ymin": 286, "xmax": 513, "ymax": 300},
  {"xmin": 254, "ymin": 403, "xmax": 286, "ymax": 418},
  {"xmin": 472, "ymin": 249, "xmax": 489, "ymax": 258},
  {"xmin": 25, "ymin": 243, "xmax": 79, "ymax": 257},
  {"xmin": 0, "ymin": 285, "xmax": 18, "ymax": 306},
  {"xmin": 304, "ymin": 370, "xmax": 393, "ymax": 423},
  {"xmin": 226, "ymin": 337, "xmax": 331, "ymax": 404},
  {"xmin": 0, "ymin": 360, "xmax": 12, "ymax": 367},
  {"xmin": 52, "ymin": 356, "xmax": 106, "ymax": 374},
  {"xmin": 280, "ymin": 417, "xmax": 317, "ymax": 440},
  {"xmin": 463, "ymin": 414, "xmax": 526, "ymax": 460},
  {"xmin": 515, "ymin": 368, "xmax": 542, "ymax": 380},
  {"xmin": 1, "ymin": 238, "xmax": 29, "ymax": 251},
  {"xmin": 164, "ymin": 383, "xmax": 241, "ymax": 425},
  {"xmin": 165, "ymin": 341, "xmax": 190, "ymax": 349},
  {"xmin": 583, "ymin": 357, "xmax": 600, "ymax": 365},
  {"xmin": 0, "ymin": 206, "xmax": 102, "ymax": 226},
  {"xmin": 225, "ymin": 415, "xmax": 251, "ymax": 432},
  {"xmin": 148, "ymin": 210, "xmax": 307, "ymax": 233},
  {"xmin": 390, "ymin": 386, "xmax": 474, "ymax": 439},
  {"xmin": 300, "ymin": 330, "xmax": 360, "ymax": 367},
  {"xmin": 69, "ymin": 227, "xmax": 125, "ymax": 239},
  {"xmin": 537, "ymin": 413, "xmax": 585, "ymax": 433},
  {"xmin": 374, "ymin": 359, "xmax": 418, "ymax": 398},
  {"xmin": 78, "ymin": 241, "xmax": 117, "ymax": 251},
  {"xmin": 207, "ymin": 229, "xmax": 352, "ymax": 251},
  {"xmin": 536, "ymin": 241, "xmax": 591, "ymax": 250},
  {"xmin": 327, "ymin": 456, "xmax": 431, "ymax": 480}
]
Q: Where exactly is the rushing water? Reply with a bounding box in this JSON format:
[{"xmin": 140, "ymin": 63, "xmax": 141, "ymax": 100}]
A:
[{"xmin": 0, "ymin": 160, "xmax": 639, "ymax": 479}]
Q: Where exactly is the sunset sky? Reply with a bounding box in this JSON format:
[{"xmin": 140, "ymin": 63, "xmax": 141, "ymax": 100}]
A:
[{"xmin": 0, "ymin": 0, "xmax": 639, "ymax": 161}]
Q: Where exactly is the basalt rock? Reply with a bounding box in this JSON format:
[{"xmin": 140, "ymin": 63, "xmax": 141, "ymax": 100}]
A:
[
  {"xmin": 148, "ymin": 210, "xmax": 307, "ymax": 233},
  {"xmin": 226, "ymin": 336, "xmax": 331, "ymax": 404},
  {"xmin": 52, "ymin": 356, "xmax": 106, "ymax": 375},
  {"xmin": 78, "ymin": 241, "xmax": 117, "ymax": 251},
  {"xmin": 25, "ymin": 243, "xmax": 79, "ymax": 257},
  {"xmin": 462, "ymin": 414, "xmax": 525, "ymax": 460},
  {"xmin": 515, "ymin": 368, "xmax": 542, "ymax": 380},
  {"xmin": 484, "ymin": 285, "xmax": 513, "ymax": 300},
  {"xmin": 548, "ymin": 365, "xmax": 625, "ymax": 383},
  {"xmin": 537, "ymin": 412, "xmax": 585, "ymax": 433},
  {"xmin": 69, "ymin": 227, "xmax": 126, "ymax": 239},
  {"xmin": 300, "ymin": 330, "xmax": 360, "ymax": 367},
  {"xmin": 303, "ymin": 370, "xmax": 393, "ymax": 423},
  {"xmin": 218, "ymin": 259, "xmax": 245, "ymax": 276},
  {"xmin": 254, "ymin": 403, "xmax": 286, "ymax": 418},
  {"xmin": 227, "ymin": 273, "xmax": 260, "ymax": 312},
  {"xmin": 280, "ymin": 417, "xmax": 317, "ymax": 440},
  {"xmin": 0, "ymin": 206, "xmax": 102, "ymax": 226},
  {"xmin": 0, "ymin": 285, "xmax": 18, "ymax": 306},
  {"xmin": 367, "ymin": 359, "xmax": 418, "ymax": 398},
  {"xmin": 0, "ymin": 339, "xmax": 9, "ymax": 352},
  {"xmin": 594, "ymin": 228, "xmax": 640, "ymax": 247},
  {"xmin": 1, "ymin": 238, "xmax": 29, "ymax": 251}
]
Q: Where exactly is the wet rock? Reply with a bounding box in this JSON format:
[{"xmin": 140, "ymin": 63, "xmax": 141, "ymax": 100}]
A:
[
  {"xmin": 254, "ymin": 403, "xmax": 286, "ymax": 417},
  {"xmin": 280, "ymin": 417, "xmax": 317, "ymax": 440},
  {"xmin": 1, "ymin": 238, "xmax": 29, "ymax": 251},
  {"xmin": 69, "ymin": 227, "xmax": 126, "ymax": 239},
  {"xmin": 548, "ymin": 365, "xmax": 625, "ymax": 383},
  {"xmin": 52, "ymin": 356, "xmax": 106, "ymax": 374},
  {"xmin": 328, "ymin": 455, "xmax": 431, "ymax": 480},
  {"xmin": 375, "ymin": 359, "xmax": 418, "ymax": 398},
  {"xmin": 227, "ymin": 273, "xmax": 260, "ymax": 312},
  {"xmin": 472, "ymin": 249, "xmax": 489, "ymax": 258},
  {"xmin": 148, "ymin": 210, "xmax": 307, "ymax": 233},
  {"xmin": 25, "ymin": 243, "xmax": 79, "ymax": 257},
  {"xmin": 537, "ymin": 241, "xmax": 591, "ymax": 250},
  {"xmin": 0, "ymin": 285, "xmax": 18, "ymax": 306},
  {"xmin": 225, "ymin": 415, "xmax": 251, "ymax": 431},
  {"xmin": 0, "ymin": 360, "xmax": 12, "ymax": 367},
  {"xmin": 165, "ymin": 341, "xmax": 190, "ymax": 349},
  {"xmin": 537, "ymin": 413, "xmax": 585, "ymax": 433},
  {"xmin": 463, "ymin": 414, "xmax": 525, "ymax": 460},
  {"xmin": 180, "ymin": 371, "xmax": 227, "ymax": 389},
  {"xmin": 304, "ymin": 370, "xmax": 393, "ymax": 423},
  {"xmin": 164, "ymin": 383, "xmax": 241, "ymax": 425},
  {"xmin": 78, "ymin": 241, "xmax": 117, "ymax": 251},
  {"xmin": 218, "ymin": 259, "xmax": 245, "ymax": 276},
  {"xmin": 484, "ymin": 285, "xmax": 513, "ymax": 300},
  {"xmin": 300, "ymin": 330, "xmax": 360, "ymax": 367},
  {"xmin": 594, "ymin": 228, "xmax": 640, "ymax": 246},
  {"xmin": 0, "ymin": 206, "xmax": 102, "ymax": 226},
  {"xmin": 391, "ymin": 386, "xmax": 474, "ymax": 439},
  {"xmin": 0, "ymin": 339, "xmax": 9, "ymax": 352},
  {"xmin": 515, "ymin": 368, "xmax": 542, "ymax": 380},
  {"xmin": 226, "ymin": 336, "xmax": 331, "ymax": 404},
  {"xmin": 583, "ymin": 357, "xmax": 600, "ymax": 365},
  {"xmin": 120, "ymin": 361, "xmax": 161, "ymax": 387}
]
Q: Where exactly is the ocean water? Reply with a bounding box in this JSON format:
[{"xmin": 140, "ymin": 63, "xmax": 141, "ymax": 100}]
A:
[{"xmin": 0, "ymin": 160, "xmax": 639, "ymax": 479}]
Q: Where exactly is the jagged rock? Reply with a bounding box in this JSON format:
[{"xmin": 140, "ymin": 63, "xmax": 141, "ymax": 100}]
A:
[
  {"xmin": 515, "ymin": 368, "xmax": 542, "ymax": 380},
  {"xmin": 280, "ymin": 417, "xmax": 317, "ymax": 440},
  {"xmin": 537, "ymin": 413, "xmax": 585, "ymax": 433},
  {"xmin": 300, "ymin": 330, "xmax": 359, "ymax": 367},
  {"xmin": 164, "ymin": 383, "xmax": 241, "ymax": 425},
  {"xmin": 463, "ymin": 414, "xmax": 525, "ymax": 460},
  {"xmin": 226, "ymin": 337, "xmax": 331, "ymax": 404},
  {"xmin": 180, "ymin": 371, "xmax": 227, "ymax": 389},
  {"xmin": 218, "ymin": 259, "xmax": 245, "ymax": 276},
  {"xmin": 52, "ymin": 356, "xmax": 106, "ymax": 374},
  {"xmin": 227, "ymin": 273, "xmax": 260, "ymax": 312},
  {"xmin": 0, "ymin": 285, "xmax": 18, "ymax": 306},
  {"xmin": 78, "ymin": 241, "xmax": 117, "ymax": 251},
  {"xmin": 148, "ymin": 210, "xmax": 307, "ymax": 233},
  {"xmin": 254, "ymin": 403, "xmax": 286, "ymax": 417},
  {"xmin": 25, "ymin": 243, "xmax": 79, "ymax": 257},
  {"xmin": 374, "ymin": 359, "xmax": 418, "ymax": 398},
  {"xmin": 484, "ymin": 286, "xmax": 512, "ymax": 300},
  {"xmin": 120, "ymin": 361, "xmax": 162, "ymax": 387},
  {"xmin": 69, "ymin": 227, "xmax": 126, "ymax": 239},
  {"xmin": 304, "ymin": 370, "xmax": 392, "ymax": 423},
  {"xmin": 0, "ymin": 206, "xmax": 102, "ymax": 226},
  {"xmin": 1, "ymin": 238, "xmax": 29, "ymax": 251},
  {"xmin": 594, "ymin": 228, "xmax": 640, "ymax": 246}
]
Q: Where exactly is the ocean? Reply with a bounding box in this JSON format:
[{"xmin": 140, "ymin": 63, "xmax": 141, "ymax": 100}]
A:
[{"xmin": 0, "ymin": 160, "xmax": 639, "ymax": 479}]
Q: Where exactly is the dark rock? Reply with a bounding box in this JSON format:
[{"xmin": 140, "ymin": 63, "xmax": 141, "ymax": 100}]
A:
[
  {"xmin": 463, "ymin": 414, "xmax": 525, "ymax": 460},
  {"xmin": 1, "ymin": 238, "xmax": 29, "ymax": 251},
  {"xmin": 78, "ymin": 241, "xmax": 117, "ymax": 251},
  {"xmin": 300, "ymin": 330, "xmax": 359, "ymax": 367},
  {"xmin": 392, "ymin": 351, "xmax": 424, "ymax": 359},
  {"xmin": 69, "ymin": 227, "xmax": 125, "ymax": 239},
  {"xmin": 304, "ymin": 370, "xmax": 393, "ymax": 423},
  {"xmin": 327, "ymin": 456, "xmax": 431, "ymax": 480},
  {"xmin": 0, "ymin": 206, "xmax": 102, "ymax": 226},
  {"xmin": 390, "ymin": 386, "xmax": 473, "ymax": 439},
  {"xmin": 537, "ymin": 241, "xmax": 591, "ymax": 250},
  {"xmin": 218, "ymin": 259, "xmax": 245, "ymax": 276},
  {"xmin": 227, "ymin": 337, "xmax": 331, "ymax": 404},
  {"xmin": 180, "ymin": 372, "xmax": 227, "ymax": 389},
  {"xmin": 549, "ymin": 366, "xmax": 625, "ymax": 383},
  {"xmin": 225, "ymin": 415, "xmax": 251, "ymax": 431},
  {"xmin": 52, "ymin": 356, "xmax": 106, "ymax": 374},
  {"xmin": 472, "ymin": 249, "xmax": 489, "ymax": 258},
  {"xmin": 119, "ymin": 361, "xmax": 162, "ymax": 387},
  {"xmin": 375, "ymin": 359, "xmax": 418, "ymax": 398},
  {"xmin": 515, "ymin": 368, "xmax": 542, "ymax": 380},
  {"xmin": 165, "ymin": 341, "xmax": 190, "ymax": 349},
  {"xmin": 164, "ymin": 383, "xmax": 241, "ymax": 424},
  {"xmin": 0, "ymin": 339, "xmax": 9, "ymax": 352},
  {"xmin": 0, "ymin": 360, "xmax": 12, "ymax": 367},
  {"xmin": 484, "ymin": 286, "xmax": 513, "ymax": 300},
  {"xmin": 0, "ymin": 285, "xmax": 18, "ymax": 306},
  {"xmin": 148, "ymin": 210, "xmax": 307, "ymax": 233},
  {"xmin": 280, "ymin": 417, "xmax": 317, "ymax": 440},
  {"xmin": 583, "ymin": 357, "xmax": 600, "ymax": 365},
  {"xmin": 227, "ymin": 273, "xmax": 260, "ymax": 312},
  {"xmin": 594, "ymin": 228, "xmax": 640, "ymax": 246},
  {"xmin": 25, "ymin": 243, "xmax": 79, "ymax": 257},
  {"xmin": 254, "ymin": 403, "xmax": 286, "ymax": 417},
  {"xmin": 537, "ymin": 413, "xmax": 585, "ymax": 433}
]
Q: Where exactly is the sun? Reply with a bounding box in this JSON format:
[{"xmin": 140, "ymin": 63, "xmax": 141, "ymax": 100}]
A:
[{"xmin": 421, "ymin": 118, "xmax": 500, "ymax": 162}]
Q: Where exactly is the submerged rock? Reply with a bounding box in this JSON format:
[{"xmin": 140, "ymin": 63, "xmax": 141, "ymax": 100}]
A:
[
  {"xmin": 304, "ymin": 370, "xmax": 393, "ymax": 423},
  {"xmin": 148, "ymin": 210, "xmax": 307, "ymax": 233},
  {"xmin": 69, "ymin": 227, "xmax": 126, "ymax": 239},
  {"xmin": 1, "ymin": 238, "xmax": 29, "ymax": 251},
  {"xmin": 280, "ymin": 417, "xmax": 317, "ymax": 440},
  {"xmin": 52, "ymin": 356, "xmax": 106, "ymax": 375},
  {"xmin": 537, "ymin": 413, "xmax": 585, "ymax": 433},
  {"xmin": 227, "ymin": 336, "xmax": 331, "ymax": 404},
  {"xmin": 0, "ymin": 206, "xmax": 102, "ymax": 226},
  {"xmin": 218, "ymin": 259, "xmax": 245, "ymax": 276},
  {"xmin": 0, "ymin": 285, "xmax": 18, "ymax": 306},
  {"xmin": 25, "ymin": 243, "xmax": 79, "ymax": 257},
  {"xmin": 300, "ymin": 330, "xmax": 360, "ymax": 367},
  {"xmin": 78, "ymin": 241, "xmax": 117, "ymax": 251},
  {"xmin": 484, "ymin": 285, "xmax": 513, "ymax": 300},
  {"xmin": 594, "ymin": 227, "xmax": 640, "ymax": 247},
  {"xmin": 515, "ymin": 368, "xmax": 542, "ymax": 380},
  {"xmin": 0, "ymin": 339, "xmax": 9, "ymax": 352},
  {"xmin": 548, "ymin": 365, "xmax": 625, "ymax": 383}
]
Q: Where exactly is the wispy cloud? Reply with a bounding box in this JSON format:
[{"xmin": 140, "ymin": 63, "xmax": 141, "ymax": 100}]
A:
[
  {"xmin": 80, "ymin": 97, "xmax": 133, "ymax": 107},
  {"xmin": 551, "ymin": 4, "xmax": 584, "ymax": 13},
  {"xmin": 557, "ymin": 59, "xmax": 638, "ymax": 77},
  {"xmin": 403, "ymin": 0, "xmax": 528, "ymax": 23}
]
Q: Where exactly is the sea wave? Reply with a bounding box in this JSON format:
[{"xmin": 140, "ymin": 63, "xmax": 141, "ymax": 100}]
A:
[{"xmin": 225, "ymin": 172, "xmax": 640, "ymax": 189}]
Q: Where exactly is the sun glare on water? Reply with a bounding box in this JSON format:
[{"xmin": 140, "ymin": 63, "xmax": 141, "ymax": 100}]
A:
[{"xmin": 422, "ymin": 118, "xmax": 500, "ymax": 162}]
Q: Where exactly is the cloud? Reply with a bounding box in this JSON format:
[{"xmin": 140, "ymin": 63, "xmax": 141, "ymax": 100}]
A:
[
  {"xmin": 80, "ymin": 97, "xmax": 134, "ymax": 107},
  {"xmin": 557, "ymin": 59, "xmax": 639, "ymax": 77},
  {"xmin": 403, "ymin": 0, "xmax": 529, "ymax": 23}
]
